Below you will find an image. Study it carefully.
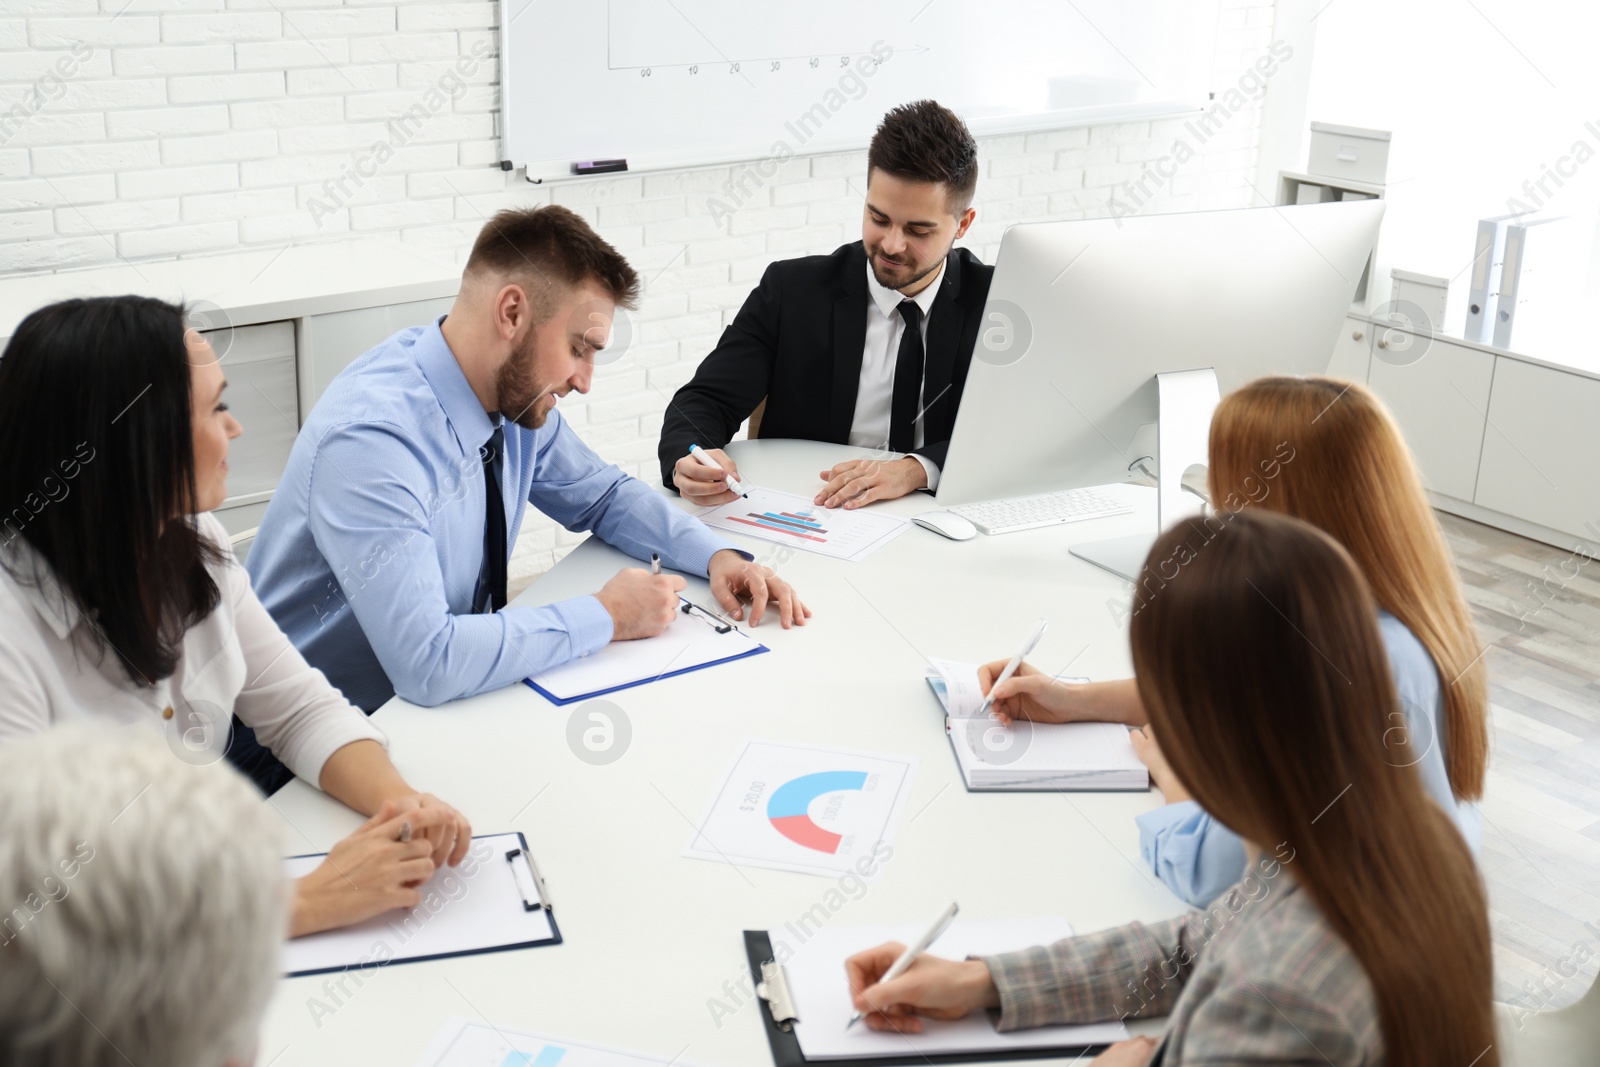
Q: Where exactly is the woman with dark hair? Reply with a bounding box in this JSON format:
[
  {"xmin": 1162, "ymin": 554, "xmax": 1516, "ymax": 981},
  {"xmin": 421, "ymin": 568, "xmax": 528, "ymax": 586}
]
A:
[
  {"xmin": 845, "ymin": 511, "xmax": 1497, "ymax": 1066},
  {"xmin": 0, "ymin": 295, "xmax": 472, "ymax": 937}
]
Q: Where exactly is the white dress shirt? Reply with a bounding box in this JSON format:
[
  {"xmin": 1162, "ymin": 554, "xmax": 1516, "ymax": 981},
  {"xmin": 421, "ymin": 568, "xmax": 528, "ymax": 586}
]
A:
[
  {"xmin": 849, "ymin": 257, "xmax": 946, "ymax": 490},
  {"xmin": 0, "ymin": 512, "xmax": 386, "ymax": 786}
]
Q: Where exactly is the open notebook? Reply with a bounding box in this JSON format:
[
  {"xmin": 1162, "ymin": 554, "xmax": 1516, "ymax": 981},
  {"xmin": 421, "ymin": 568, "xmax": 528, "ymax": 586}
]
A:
[
  {"xmin": 926, "ymin": 658, "xmax": 1148, "ymax": 792},
  {"xmin": 773, "ymin": 917, "xmax": 1127, "ymax": 1061}
]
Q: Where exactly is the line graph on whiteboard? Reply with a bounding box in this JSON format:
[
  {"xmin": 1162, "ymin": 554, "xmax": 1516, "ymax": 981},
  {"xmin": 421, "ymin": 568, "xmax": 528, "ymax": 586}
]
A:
[
  {"xmin": 500, "ymin": 0, "xmax": 1221, "ymax": 180},
  {"xmin": 606, "ymin": 0, "xmax": 917, "ymax": 73}
]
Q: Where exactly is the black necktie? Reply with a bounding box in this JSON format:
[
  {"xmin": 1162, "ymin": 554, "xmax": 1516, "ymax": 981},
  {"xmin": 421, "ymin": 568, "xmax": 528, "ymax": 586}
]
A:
[
  {"xmin": 889, "ymin": 300, "xmax": 925, "ymax": 453},
  {"xmin": 477, "ymin": 425, "xmax": 507, "ymax": 614}
]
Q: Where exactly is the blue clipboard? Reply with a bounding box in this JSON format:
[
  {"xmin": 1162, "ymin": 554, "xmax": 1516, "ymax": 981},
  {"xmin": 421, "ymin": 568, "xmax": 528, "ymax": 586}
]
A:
[
  {"xmin": 523, "ymin": 597, "xmax": 770, "ymax": 705},
  {"xmin": 524, "ymin": 644, "xmax": 769, "ymax": 705}
]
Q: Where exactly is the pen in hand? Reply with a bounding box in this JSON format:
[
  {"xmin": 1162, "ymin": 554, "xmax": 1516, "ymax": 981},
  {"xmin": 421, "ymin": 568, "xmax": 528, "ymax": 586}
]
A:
[
  {"xmin": 651, "ymin": 553, "xmax": 661, "ymax": 576},
  {"xmin": 976, "ymin": 618, "xmax": 1048, "ymax": 720},
  {"xmin": 688, "ymin": 444, "xmax": 750, "ymax": 498},
  {"xmin": 849, "ymin": 901, "xmax": 960, "ymax": 1029}
]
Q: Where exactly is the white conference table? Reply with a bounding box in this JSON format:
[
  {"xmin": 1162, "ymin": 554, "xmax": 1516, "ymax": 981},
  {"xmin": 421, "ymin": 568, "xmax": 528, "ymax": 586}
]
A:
[{"xmin": 260, "ymin": 439, "xmax": 1184, "ymax": 1066}]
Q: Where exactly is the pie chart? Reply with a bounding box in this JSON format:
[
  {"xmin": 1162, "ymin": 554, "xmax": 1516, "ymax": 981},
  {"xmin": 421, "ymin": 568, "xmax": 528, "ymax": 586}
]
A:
[{"xmin": 766, "ymin": 770, "xmax": 868, "ymax": 853}]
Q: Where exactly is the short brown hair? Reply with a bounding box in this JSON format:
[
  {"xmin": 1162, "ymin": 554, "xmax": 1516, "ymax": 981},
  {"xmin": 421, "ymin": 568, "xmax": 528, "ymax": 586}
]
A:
[
  {"xmin": 867, "ymin": 100, "xmax": 979, "ymax": 214},
  {"xmin": 464, "ymin": 205, "xmax": 641, "ymax": 313}
]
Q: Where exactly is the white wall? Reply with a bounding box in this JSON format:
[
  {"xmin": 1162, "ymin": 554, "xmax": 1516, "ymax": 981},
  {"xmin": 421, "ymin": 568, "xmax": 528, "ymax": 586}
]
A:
[
  {"xmin": 1305, "ymin": 0, "xmax": 1600, "ymax": 338},
  {"xmin": 0, "ymin": 0, "xmax": 1285, "ymax": 581}
]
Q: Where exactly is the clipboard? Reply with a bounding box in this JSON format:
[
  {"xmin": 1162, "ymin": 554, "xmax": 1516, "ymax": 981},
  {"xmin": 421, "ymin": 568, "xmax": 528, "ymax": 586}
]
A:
[
  {"xmin": 742, "ymin": 931, "xmax": 1113, "ymax": 1066},
  {"xmin": 282, "ymin": 832, "xmax": 561, "ymax": 978},
  {"xmin": 524, "ymin": 597, "xmax": 769, "ymax": 705}
]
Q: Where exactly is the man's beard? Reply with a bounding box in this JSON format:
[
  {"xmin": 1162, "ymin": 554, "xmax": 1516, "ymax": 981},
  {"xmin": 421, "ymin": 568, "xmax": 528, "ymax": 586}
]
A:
[
  {"xmin": 869, "ymin": 245, "xmax": 946, "ymax": 292},
  {"xmin": 495, "ymin": 332, "xmax": 548, "ymax": 430}
]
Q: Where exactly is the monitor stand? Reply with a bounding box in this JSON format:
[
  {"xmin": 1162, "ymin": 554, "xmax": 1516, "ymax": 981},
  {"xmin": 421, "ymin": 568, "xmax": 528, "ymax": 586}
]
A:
[{"xmin": 1070, "ymin": 367, "xmax": 1220, "ymax": 582}]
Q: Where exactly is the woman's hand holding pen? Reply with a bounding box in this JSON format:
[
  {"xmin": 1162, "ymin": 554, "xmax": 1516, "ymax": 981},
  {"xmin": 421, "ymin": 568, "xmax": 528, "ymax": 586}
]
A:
[
  {"xmin": 977, "ymin": 666, "xmax": 1145, "ymax": 729},
  {"xmin": 288, "ymin": 801, "xmax": 450, "ymax": 937},
  {"xmin": 976, "ymin": 659, "xmax": 1076, "ymax": 726},
  {"xmin": 387, "ymin": 791, "xmax": 472, "ymax": 868},
  {"xmin": 845, "ymin": 943, "xmax": 998, "ymax": 1033}
]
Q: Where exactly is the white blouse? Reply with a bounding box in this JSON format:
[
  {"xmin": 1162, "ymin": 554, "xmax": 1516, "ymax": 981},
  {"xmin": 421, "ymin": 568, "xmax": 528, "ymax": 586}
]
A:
[{"xmin": 0, "ymin": 512, "xmax": 385, "ymax": 785}]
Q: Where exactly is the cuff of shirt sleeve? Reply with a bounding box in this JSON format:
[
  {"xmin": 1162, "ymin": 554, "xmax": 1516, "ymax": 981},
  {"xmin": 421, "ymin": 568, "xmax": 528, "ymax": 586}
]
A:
[
  {"xmin": 677, "ymin": 538, "xmax": 754, "ymax": 578},
  {"xmin": 295, "ymin": 715, "xmax": 389, "ymax": 795},
  {"xmin": 1135, "ymin": 799, "xmax": 1205, "ymax": 866},
  {"xmin": 1137, "ymin": 799, "xmax": 1230, "ymax": 908},
  {"xmin": 552, "ymin": 595, "xmax": 615, "ymax": 660},
  {"xmin": 1136, "ymin": 799, "xmax": 1205, "ymax": 838},
  {"xmin": 977, "ymin": 947, "xmax": 1060, "ymax": 1032},
  {"xmin": 909, "ymin": 452, "xmax": 940, "ymax": 492}
]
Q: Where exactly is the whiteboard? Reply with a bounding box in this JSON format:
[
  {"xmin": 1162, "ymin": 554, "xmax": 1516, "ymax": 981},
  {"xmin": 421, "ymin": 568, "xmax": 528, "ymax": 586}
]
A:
[{"xmin": 500, "ymin": 0, "xmax": 1222, "ymax": 182}]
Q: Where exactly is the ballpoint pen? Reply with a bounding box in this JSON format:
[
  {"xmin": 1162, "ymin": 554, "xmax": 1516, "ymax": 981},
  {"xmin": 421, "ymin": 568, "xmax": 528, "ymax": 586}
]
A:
[
  {"xmin": 848, "ymin": 901, "xmax": 960, "ymax": 1029},
  {"xmin": 975, "ymin": 618, "xmax": 1048, "ymax": 719},
  {"xmin": 651, "ymin": 553, "xmax": 661, "ymax": 575},
  {"xmin": 689, "ymin": 444, "xmax": 750, "ymax": 498}
]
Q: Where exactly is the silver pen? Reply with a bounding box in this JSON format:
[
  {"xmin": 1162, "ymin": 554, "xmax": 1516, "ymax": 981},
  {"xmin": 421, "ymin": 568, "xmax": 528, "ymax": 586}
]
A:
[{"xmin": 976, "ymin": 619, "xmax": 1049, "ymax": 719}]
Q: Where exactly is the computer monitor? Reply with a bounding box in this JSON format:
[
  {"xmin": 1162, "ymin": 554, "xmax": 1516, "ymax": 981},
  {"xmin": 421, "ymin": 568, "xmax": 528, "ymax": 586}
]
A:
[{"xmin": 934, "ymin": 199, "xmax": 1384, "ymax": 577}]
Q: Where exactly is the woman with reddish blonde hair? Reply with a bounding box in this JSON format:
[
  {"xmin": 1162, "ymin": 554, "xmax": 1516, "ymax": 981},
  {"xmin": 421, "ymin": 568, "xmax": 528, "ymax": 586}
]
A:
[
  {"xmin": 849, "ymin": 512, "xmax": 1498, "ymax": 1066},
  {"xmin": 980, "ymin": 376, "xmax": 1487, "ymax": 906}
]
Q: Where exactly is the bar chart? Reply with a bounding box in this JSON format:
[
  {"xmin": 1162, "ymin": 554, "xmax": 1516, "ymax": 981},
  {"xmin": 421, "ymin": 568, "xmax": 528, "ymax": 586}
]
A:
[{"xmin": 697, "ymin": 486, "xmax": 909, "ymax": 561}]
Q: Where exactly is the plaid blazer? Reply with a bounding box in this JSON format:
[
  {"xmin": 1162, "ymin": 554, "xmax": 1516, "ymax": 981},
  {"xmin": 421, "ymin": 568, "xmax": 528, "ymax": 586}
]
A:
[{"xmin": 980, "ymin": 879, "xmax": 1382, "ymax": 1065}]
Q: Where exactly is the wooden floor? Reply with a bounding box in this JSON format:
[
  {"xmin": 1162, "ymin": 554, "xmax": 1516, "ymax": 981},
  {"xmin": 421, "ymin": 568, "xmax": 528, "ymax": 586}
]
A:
[{"xmin": 1440, "ymin": 511, "xmax": 1600, "ymax": 1009}]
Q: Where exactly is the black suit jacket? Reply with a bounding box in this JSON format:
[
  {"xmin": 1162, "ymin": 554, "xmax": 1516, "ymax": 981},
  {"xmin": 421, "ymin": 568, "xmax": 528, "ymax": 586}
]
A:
[{"xmin": 657, "ymin": 241, "xmax": 995, "ymax": 488}]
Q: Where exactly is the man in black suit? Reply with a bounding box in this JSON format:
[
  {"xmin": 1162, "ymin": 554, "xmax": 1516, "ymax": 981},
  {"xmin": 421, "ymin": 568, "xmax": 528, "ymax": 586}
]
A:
[{"xmin": 658, "ymin": 100, "xmax": 994, "ymax": 510}]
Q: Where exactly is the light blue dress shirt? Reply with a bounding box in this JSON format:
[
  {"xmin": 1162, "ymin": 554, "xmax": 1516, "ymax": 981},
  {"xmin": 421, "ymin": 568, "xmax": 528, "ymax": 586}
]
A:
[
  {"xmin": 248, "ymin": 318, "xmax": 746, "ymax": 712},
  {"xmin": 1136, "ymin": 610, "xmax": 1484, "ymax": 907}
]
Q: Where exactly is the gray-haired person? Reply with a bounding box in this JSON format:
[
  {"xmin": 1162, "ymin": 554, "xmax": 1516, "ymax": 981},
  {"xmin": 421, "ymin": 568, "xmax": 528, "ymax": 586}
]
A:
[{"xmin": 0, "ymin": 726, "xmax": 286, "ymax": 1067}]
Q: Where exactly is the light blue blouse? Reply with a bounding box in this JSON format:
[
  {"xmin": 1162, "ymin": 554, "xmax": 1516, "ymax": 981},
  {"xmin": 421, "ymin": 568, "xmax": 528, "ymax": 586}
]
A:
[{"xmin": 1135, "ymin": 611, "xmax": 1483, "ymax": 907}]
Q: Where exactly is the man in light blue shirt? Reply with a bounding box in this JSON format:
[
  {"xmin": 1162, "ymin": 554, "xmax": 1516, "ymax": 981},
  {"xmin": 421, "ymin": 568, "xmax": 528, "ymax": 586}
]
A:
[{"xmin": 246, "ymin": 206, "xmax": 809, "ymax": 731}]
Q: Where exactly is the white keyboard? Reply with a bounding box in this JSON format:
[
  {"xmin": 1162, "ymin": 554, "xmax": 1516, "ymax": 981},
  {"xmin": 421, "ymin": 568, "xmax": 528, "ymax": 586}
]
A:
[{"xmin": 947, "ymin": 487, "xmax": 1134, "ymax": 535}]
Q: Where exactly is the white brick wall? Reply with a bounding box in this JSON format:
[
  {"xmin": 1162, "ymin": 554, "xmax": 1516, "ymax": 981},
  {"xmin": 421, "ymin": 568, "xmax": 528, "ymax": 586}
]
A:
[{"xmin": 0, "ymin": 0, "xmax": 1281, "ymax": 582}]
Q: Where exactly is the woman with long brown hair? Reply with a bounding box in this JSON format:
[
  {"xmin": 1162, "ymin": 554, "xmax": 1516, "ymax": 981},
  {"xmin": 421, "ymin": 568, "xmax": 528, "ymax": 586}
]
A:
[
  {"xmin": 0, "ymin": 296, "xmax": 472, "ymax": 938},
  {"xmin": 847, "ymin": 511, "xmax": 1498, "ymax": 1067},
  {"xmin": 980, "ymin": 376, "xmax": 1487, "ymax": 906}
]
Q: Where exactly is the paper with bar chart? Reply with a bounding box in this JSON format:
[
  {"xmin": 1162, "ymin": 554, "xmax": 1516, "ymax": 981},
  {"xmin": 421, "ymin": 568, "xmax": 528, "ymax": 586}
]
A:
[
  {"xmin": 685, "ymin": 740, "xmax": 915, "ymax": 878},
  {"xmin": 416, "ymin": 1017, "xmax": 705, "ymax": 1067},
  {"xmin": 696, "ymin": 486, "xmax": 910, "ymax": 561}
]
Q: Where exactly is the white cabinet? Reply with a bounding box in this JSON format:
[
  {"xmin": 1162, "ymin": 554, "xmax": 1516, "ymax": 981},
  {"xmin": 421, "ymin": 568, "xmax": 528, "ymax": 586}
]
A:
[
  {"xmin": 297, "ymin": 295, "xmax": 456, "ymax": 415},
  {"xmin": 204, "ymin": 320, "xmax": 297, "ymax": 516},
  {"xmin": 1365, "ymin": 331, "xmax": 1494, "ymax": 503},
  {"xmin": 1474, "ymin": 358, "xmax": 1600, "ymax": 541},
  {"xmin": 1326, "ymin": 315, "xmax": 1372, "ymax": 381}
]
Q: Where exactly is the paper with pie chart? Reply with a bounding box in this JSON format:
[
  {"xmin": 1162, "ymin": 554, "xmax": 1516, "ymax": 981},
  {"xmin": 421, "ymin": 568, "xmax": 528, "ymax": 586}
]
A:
[
  {"xmin": 696, "ymin": 485, "xmax": 910, "ymax": 562},
  {"xmin": 685, "ymin": 741, "xmax": 916, "ymax": 878}
]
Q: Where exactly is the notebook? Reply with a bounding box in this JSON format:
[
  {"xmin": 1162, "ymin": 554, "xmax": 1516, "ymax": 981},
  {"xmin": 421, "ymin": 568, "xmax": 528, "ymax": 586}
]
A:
[{"xmin": 926, "ymin": 658, "xmax": 1148, "ymax": 792}]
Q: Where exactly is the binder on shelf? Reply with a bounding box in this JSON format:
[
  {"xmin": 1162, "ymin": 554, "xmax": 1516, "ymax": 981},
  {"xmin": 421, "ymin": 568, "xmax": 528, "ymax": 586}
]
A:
[
  {"xmin": 743, "ymin": 930, "xmax": 1117, "ymax": 1066},
  {"xmin": 1493, "ymin": 213, "xmax": 1587, "ymax": 353},
  {"xmin": 1466, "ymin": 212, "xmax": 1527, "ymax": 343}
]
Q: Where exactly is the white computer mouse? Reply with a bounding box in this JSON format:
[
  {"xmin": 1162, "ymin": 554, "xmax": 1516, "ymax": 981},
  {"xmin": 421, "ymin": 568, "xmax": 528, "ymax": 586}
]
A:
[{"xmin": 911, "ymin": 510, "xmax": 977, "ymax": 541}]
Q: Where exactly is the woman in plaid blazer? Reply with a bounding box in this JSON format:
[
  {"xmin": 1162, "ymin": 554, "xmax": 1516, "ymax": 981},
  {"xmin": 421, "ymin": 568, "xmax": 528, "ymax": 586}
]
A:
[{"xmin": 847, "ymin": 512, "xmax": 1498, "ymax": 1067}]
